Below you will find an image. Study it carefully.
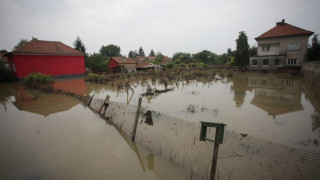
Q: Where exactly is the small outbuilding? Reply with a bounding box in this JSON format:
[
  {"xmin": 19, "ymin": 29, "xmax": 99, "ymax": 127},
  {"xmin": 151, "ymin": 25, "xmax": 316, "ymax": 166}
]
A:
[
  {"xmin": 108, "ymin": 57, "xmax": 137, "ymax": 73},
  {"xmin": 6, "ymin": 38, "xmax": 85, "ymax": 78}
]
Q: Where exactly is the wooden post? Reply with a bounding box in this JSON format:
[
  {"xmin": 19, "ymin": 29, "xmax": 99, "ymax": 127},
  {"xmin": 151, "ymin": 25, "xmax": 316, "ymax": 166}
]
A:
[
  {"xmin": 132, "ymin": 97, "xmax": 142, "ymax": 141},
  {"xmin": 210, "ymin": 128, "xmax": 220, "ymax": 180},
  {"xmin": 87, "ymin": 93, "xmax": 95, "ymax": 106},
  {"xmin": 126, "ymin": 82, "xmax": 134, "ymax": 93},
  {"xmin": 99, "ymin": 95, "xmax": 110, "ymax": 114}
]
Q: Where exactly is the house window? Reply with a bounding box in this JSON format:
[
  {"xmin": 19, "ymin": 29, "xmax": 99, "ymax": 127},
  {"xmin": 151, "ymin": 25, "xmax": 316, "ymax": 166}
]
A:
[
  {"xmin": 252, "ymin": 60, "xmax": 258, "ymax": 65},
  {"xmin": 275, "ymin": 59, "xmax": 281, "ymax": 65},
  {"xmin": 262, "ymin": 45, "xmax": 270, "ymax": 52},
  {"xmin": 287, "ymin": 58, "xmax": 297, "ymax": 65},
  {"xmin": 263, "ymin": 59, "xmax": 269, "ymax": 65},
  {"xmin": 288, "ymin": 42, "xmax": 300, "ymax": 50}
]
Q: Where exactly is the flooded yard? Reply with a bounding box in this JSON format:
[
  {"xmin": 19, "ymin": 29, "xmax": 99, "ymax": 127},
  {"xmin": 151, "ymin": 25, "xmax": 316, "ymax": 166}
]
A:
[
  {"xmin": 1, "ymin": 71, "xmax": 320, "ymax": 179},
  {"xmin": 0, "ymin": 84, "xmax": 187, "ymax": 180},
  {"xmin": 87, "ymin": 72, "xmax": 320, "ymax": 151}
]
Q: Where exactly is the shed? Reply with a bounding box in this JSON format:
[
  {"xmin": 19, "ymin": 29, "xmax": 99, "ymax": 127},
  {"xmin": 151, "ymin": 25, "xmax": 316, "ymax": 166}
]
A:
[
  {"xmin": 108, "ymin": 57, "xmax": 137, "ymax": 72},
  {"xmin": 6, "ymin": 38, "xmax": 85, "ymax": 78}
]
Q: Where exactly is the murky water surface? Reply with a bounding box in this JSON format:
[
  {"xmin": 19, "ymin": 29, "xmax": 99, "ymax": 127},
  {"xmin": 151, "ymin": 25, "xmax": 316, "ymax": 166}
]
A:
[
  {"xmin": 0, "ymin": 72, "xmax": 319, "ymax": 179},
  {"xmin": 88, "ymin": 72, "xmax": 320, "ymax": 151},
  {"xmin": 0, "ymin": 83, "xmax": 186, "ymax": 180}
]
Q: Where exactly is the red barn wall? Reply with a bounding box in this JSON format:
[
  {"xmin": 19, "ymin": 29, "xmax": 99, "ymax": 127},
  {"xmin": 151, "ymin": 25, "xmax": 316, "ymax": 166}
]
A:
[
  {"xmin": 12, "ymin": 55, "xmax": 85, "ymax": 78},
  {"xmin": 108, "ymin": 59, "xmax": 119, "ymax": 71}
]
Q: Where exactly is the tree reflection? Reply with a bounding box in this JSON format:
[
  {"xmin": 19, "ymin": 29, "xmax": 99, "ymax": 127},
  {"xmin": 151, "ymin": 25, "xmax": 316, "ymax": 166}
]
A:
[
  {"xmin": 230, "ymin": 73, "xmax": 248, "ymax": 107},
  {"xmin": 311, "ymin": 111, "xmax": 320, "ymax": 136}
]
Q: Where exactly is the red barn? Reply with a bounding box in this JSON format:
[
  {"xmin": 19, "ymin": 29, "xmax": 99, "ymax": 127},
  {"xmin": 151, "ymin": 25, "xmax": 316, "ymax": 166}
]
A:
[{"xmin": 6, "ymin": 38, "xmax": 85, "ymax": 78}]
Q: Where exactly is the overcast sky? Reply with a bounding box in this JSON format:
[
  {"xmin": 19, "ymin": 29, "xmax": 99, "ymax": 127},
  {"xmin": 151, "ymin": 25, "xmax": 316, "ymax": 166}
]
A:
[{"xmin": 0, "ymin": 0, "xmax": 319, "ymax": 57}]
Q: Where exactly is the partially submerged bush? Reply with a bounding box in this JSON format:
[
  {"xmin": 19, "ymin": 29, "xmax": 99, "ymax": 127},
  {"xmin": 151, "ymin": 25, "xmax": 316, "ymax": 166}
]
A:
[{"xmin": 24, "ymin": 72, "xmax": 54, "ymax": 92}]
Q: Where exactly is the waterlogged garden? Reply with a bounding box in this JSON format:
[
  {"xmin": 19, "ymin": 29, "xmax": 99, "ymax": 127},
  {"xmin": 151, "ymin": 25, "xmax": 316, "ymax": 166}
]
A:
[{"xmin": 1, "ymin": 69, "xmax": 320, "ymax": 179}]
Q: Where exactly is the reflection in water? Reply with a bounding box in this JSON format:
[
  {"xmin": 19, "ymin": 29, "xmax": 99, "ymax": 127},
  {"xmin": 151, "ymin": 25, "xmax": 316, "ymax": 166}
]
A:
[
  {"xmin": 54, "ymin": 76, "xmax": 88, "ymax": 95},
  {"xmin": 12, "ymin": 84, "xmax": 80, "ymax": 117},
  {"xmin": 247, "ymin": 74, "xmax": 303, "ymax": 118},
  {"xmin": 230, "ymin": 73, "xmax": 248, "ymax": 107}
]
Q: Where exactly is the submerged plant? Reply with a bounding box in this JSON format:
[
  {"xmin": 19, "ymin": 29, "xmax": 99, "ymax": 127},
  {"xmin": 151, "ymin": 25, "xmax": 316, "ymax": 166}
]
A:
[{"xmin": 23, "ymin": 72, "xmax": 54, "ymax": 92}]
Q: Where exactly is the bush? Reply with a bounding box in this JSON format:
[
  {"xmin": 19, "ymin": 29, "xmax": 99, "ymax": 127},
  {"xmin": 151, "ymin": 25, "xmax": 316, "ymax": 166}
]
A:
[
  {"xmin": 166, "ymin": 62, "xmax": 175, "ymax": 69},
  {"xmin": 0, "ymin": 61, "xmax": 12, "ymax": 82},
  {"xmin": 24, "ymin": 72, "xmax": 54, "ymax": 91}
]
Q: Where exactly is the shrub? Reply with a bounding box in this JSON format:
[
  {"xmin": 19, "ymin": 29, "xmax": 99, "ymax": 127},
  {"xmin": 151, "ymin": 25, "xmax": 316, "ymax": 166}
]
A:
[{"xmin": 23, "ymin": 72, "xmax": 54, "ymax": 92}]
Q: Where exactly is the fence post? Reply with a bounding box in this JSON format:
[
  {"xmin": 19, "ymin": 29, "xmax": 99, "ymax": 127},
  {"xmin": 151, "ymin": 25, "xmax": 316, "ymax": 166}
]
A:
[
  {"xmin": 87, "ymin": 93, "xmax": 95, "ymax": 106},
  {"xmin": 99, "ymin": 95, "xmax": 110, "ymax": 114},
  {"xmin": 132, "ymin": 97, "xmax": 142, "ymax": 141}
]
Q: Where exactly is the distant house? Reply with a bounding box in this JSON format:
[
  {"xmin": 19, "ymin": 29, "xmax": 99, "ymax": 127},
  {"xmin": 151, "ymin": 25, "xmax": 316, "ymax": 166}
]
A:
[
  {"xmin": 108, "ymin": 57, "xmax": 137, "ymax": 73},
  {"xmin": 136, "ymin": 56, "xmax": 145, "ymax": 62},
  {"xmin": 6, "ymin": 38, "xmax": 85, "ymax": 78},
  {"xmin": 145, "ymin": 56, "xmax": 156, "ymax": 61},
  {"xmin": 136, "ymin": 61, "xmax": 156, "ymax": 71},
  {"xmin": 249, "ymin": 19, "xmax": 313, "ymax": 70}
]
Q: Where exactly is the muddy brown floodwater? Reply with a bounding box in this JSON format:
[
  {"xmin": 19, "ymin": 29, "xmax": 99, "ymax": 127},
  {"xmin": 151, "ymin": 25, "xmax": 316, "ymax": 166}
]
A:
[
  {"xmin": 0, "ymin": 83, "xmax": 187, "ymax": 180},
  {"xmin": 87, "ymin": 72, "xmax": 320, "ymax": 151}
]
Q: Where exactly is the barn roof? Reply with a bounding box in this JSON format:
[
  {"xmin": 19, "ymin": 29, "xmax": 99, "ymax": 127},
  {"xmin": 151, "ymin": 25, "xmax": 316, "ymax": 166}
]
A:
[
  {"xmin": 12, "ymin": 38, "xmax": 84, "ymax": 55},
  {"xmin": 137, "ymin": 62, "xmax": 155, "ymax": 68},
  {"xmin": 111, "ymin": 57, "xmax": 137, "ymax": 64},
  {"xmin": 255, "ymin": 20, "xmax": 313, "ymax": 40}
]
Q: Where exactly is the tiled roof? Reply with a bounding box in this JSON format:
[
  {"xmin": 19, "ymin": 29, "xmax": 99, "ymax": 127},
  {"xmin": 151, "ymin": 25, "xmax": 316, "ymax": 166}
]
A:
[
  {"xmin": 255, "ymin": 21, "xmax": 313, "ymax": 40},
  {"xmin": 111, "ymin": 57, "xmax": 137, "ymax": 64},
  {"xmin": 136, "ymin": 56, "xmax": 145, "ymax": 62},
  {"xmin": 13, "ymin": 38, "xmax": 84, "ymax": 55},
  {"xmin": 146, "ymin": 56, "xmax": 155, "ymax": 60},
  {"xmin": 137, "ymin": 62, "xmax": 155, "ymax": 68}
]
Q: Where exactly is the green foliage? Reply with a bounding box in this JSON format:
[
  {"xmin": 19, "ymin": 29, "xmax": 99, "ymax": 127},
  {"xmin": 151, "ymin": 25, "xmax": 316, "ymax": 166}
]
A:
[
  {"xmin": 139, "ymin": 46, "xmax": 145, "ymax": 57},
  {"xmin": 24, "ymin": 72, "xmax": 54, "ymax": 91},
  {"xmin": 14, "ymin": 39, "xmax": 29, "ymax": 50},
  {"xmin": 234, "ymin": 31, "xmax": 249, "ymax": 67},
  {"xmin": 149, "ymin": 49, "xmax": 155, "ymax": 56},
  {"xmin": 166, "ymin": 62, "xmax": 175, "ymax": 69},
  {"xmin": 172, "ymin": 52, "xmax": 193, "ymax": 64},
  {"xmin": 0, "ymin": 49, "xmax": 7, "ymax": 54},
  {"xmin": 73, "ymin": 36, "xmax": 86, "ymax": 53},
  {"xmin": 155, "ymin": 53, "xmax": 164, "ymax": 64},
  {"xmin": 193, "ymin": 50, "xmax": 216, "ymax": 64},
  {"xmin": 128, "ymin": 50, "xmax": 139, "ymax": 59},
  {"xmin": 308, "ymin": 34, "xmax": 320, "ymax": 62},
  {"xmin": 86, "ymin": 53, "xmax": 109, "ymax": 72},
  {"xmin": 100, "ymin": 44, "xmax": 121, "ymax": 57},
  {"xmin": 249, "ymin": 46, "xmax": 257, "ymax": 57},
  {"xmin": 0, "ymin": 61, "xmax": 12, "ymax": 82}
]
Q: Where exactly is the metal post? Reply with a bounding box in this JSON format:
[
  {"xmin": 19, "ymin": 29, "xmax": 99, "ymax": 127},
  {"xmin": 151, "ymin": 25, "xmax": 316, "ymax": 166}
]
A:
[
  {"xmin": 210, "ymin": 127, "xmax": 220, "ymax": 180},
  {"xmin": 132, "ymin": 97, "xmax": 142, "ymax": 141}
]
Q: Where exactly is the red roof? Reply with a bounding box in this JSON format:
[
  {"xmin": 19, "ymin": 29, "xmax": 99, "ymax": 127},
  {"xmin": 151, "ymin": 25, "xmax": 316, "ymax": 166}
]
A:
[
  {"xmin": 137, "ymin": 62, "xmax": 155, "ymax": 68},
  {"xmin": 111, "ymin": 57, "xmax": 137, "ymax": 64},
  {"xmin": 136, "ymin": 56, "xmax": 145, "ymax": 62},
  {"xmin": 146, "ymin": 56, "xmax": 155, "ymax": 60},
  {"xmin": 13, "ymin": 38, "xmax": 84, "ymax": 55},
  {"xmin": 255, "ymin": 20, "xmax": 313, "ymax": 40}
]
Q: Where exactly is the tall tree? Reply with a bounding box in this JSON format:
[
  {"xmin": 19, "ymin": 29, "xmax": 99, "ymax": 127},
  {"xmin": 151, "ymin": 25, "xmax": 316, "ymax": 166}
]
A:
[
  {"xmin": 138, "ymin": 46, "xmax": 145, "ymax": 57},
  {"xmin": 100, "ymin": 44, "xmax": 121, "ymax": 57},
  {"xmin": 155, "ymin": 53, "xmax": 164, "ymax": 64},
  {"xmin": 73, "ymin": 36, "xmax": 86, "ymax": 53},
  {"xmin": 13, "ymin": 39, "xmax": 29, "ymax": 50},
  {"xmin": 86, "ymin": 53, "xmax": 109, "ymax": 72},
  {"xmin": 128, "ymin": 50, "xmax": 139, "ymax": 59},
  {"xmin": 234, "ymin": 31, "xmax": 249, "ymax": 67},
  {"xmin": 149, "ymin": 49, "xmax": 155, "ymax": 56},
  {"xmin": 308, "ymin": 34, "xmax": 320, "ymax": 62},
  {"xmin": 248, "ymin": 46, "xmax": 257, "ymax": 57}
]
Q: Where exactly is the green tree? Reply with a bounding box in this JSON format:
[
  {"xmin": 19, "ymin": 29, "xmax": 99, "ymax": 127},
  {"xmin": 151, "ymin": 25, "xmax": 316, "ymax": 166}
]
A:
[
  {"xmin": 86, "ymin": 53, "xmax": 109, "ymax": 72},
  {"xmin": 138, "ymin": 46, "xmax": 145, "ymax": 57},
  {"xmin": 172, "ymin": 52, "xmax": 193, "ymax": 64},
  {"xmin": 0, "ymin": 49, "xmax": 7, "ymax": 54},
  {"xmin": 192, "ymin": 50, "xmax": 215, "ymax": 64},
  {"xmin": 14, "ymin": 39, "xmax": 29, "ymax": 50},
  {"xmin": 128, "ymin": 50, "xmax": 139, "ymax": 59},
  {"xmin": 73, "ymin": 36, "xmax": 86, "ymax": 53},
  {"xmin": 100, "ymin": 44, "xmax": 121, "ymax": 57},
  {"xmin": 166, "ymin": 62, "xmax": 175, "ymax": 69},
  {"xmin": 249, "ymin": 45, "xmax": 257, "ymax": 57},
  {"xmin": 308, "ymin": 34, "xmax": 320, "ymax": 62},
  {"xmin": 234, "ymin": 31, "xmax": 249, "ymax": 67},
  {"xmin": 155, "ymin": 53, "xmax": 164, "ymax": 64},
  {"xmin": 149, "ymin": 49, "xmax": 155, "ymax": 56},
  {"xmin": 0, "ymin": 61, "xmax": 12, "ymax": 82}
]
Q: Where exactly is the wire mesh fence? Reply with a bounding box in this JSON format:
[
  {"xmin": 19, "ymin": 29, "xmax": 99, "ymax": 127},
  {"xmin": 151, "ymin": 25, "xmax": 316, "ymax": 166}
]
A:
[{"xmin": 89, "ymin": 98, "xmax": 320, "ymax": 179}]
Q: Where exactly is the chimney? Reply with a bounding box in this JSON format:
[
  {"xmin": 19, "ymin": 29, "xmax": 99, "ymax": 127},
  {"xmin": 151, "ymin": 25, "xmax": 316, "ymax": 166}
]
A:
[
  {"xmin": 32, "ymin": 37, "xmax": 37, "ymax": 40},
  {"xmin": 281, "ymin": 19, "xmax": 285, "ymax": 25},
  {"xmin": 276, "ymin": 19, "xmax": 285, "ymax": 26}
]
